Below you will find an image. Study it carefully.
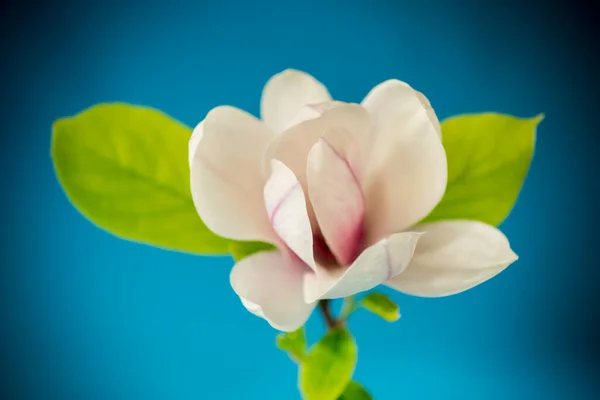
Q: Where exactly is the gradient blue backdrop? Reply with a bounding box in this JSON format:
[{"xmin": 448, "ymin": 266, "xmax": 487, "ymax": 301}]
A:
[{"xmin": 2, "ymin": 0, "xmax": 599, "ymax": 399}]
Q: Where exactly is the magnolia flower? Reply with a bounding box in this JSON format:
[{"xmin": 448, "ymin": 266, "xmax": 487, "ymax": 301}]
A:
[{"xmin": 189, "ymin": 69, "xmax": 518, "ymax": 332}]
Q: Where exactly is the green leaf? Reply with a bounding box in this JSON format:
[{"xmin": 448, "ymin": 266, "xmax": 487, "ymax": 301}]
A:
[
  {"xmin": 360, "ymin": 292, "xmax": 400, "ymax": 322},
  {"xmin": 229, "ymin": 240, "xmax": 276, "ymax": 262},
  {"xmin": 338, "ymin": 381, "xmax": 372, "ymax": 400},
  {"xmin": 421, "ymin": 113, "xmax": 543, "ymax": 226},
  {"xmin": 276, "ymin": 327, "xmax": 307, "ymax": 362},
  {"xmin": 300, "ymin": 328, "xmax": 357, "ymax": 400},
  {"xmin": 51, "ymin": 103, "xmax": 230, "ymax": 255}
]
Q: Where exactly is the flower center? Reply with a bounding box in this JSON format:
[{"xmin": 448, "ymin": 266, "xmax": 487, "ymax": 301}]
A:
[
  {"xmin": 313, "ymin": 233, "xmax": 338, "ymax": 269},
  {"xmin": 313, "ymin": 227, "xmax": 364, "ymax": 271}
]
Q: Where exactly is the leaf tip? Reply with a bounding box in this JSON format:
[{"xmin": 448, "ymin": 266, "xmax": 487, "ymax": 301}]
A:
[
  {"xmin": 386, "ymin": 311, "xmax": 401, "ymax": 322},
  {"xmin": 360, "ymin": 292, "xmax": 401, "ymax": 322}
]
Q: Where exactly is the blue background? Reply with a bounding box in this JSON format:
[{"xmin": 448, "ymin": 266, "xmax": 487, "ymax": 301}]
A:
[{"xmin": 2, "ymin": 0, "xmax": 599, "ymax": 399}]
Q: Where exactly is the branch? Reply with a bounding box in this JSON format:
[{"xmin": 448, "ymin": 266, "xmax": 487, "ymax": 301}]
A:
[{"xmin": 318, "ymin": 299, "xmax": 342, "ymax": 329}]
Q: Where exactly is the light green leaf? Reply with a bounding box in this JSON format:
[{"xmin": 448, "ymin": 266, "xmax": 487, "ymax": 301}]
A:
[
  {"xmin": 229, "ymin": 240, "xmax": 276, "ymax": 262},
  {"xmin": 51, "ymin": 103, "xmax": 230, "ymax": 255},
  {"xmin": 276, "ymin": 327, "xmax": 307, "ymax": 362},
  {"xmin": 300, "ymin": 328, "xmax": 357, "ymax": 400},
  {"xmin": 360, "ymin": 292, "xmax": 400, "ymax": 322},
  {"xmin": 422, "ymin": 113, "xmax": 543, "ymax": 226},
  {"xmin": 338, "ymin": 381, "xmax": 372, "ymax": 400}
]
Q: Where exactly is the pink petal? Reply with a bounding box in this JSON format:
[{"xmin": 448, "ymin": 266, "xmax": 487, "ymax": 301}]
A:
[
  {"xmin": 190, "ymin": 106, "xmax": 277, "ymax": 242},
  {"xmin": 307, "ymin": 132, "xmax": 365, "ymax": 266},
  {"xmin": 303, "ymin": 231, "xmax": 422, "ymax": 303},
  {"xmin": 230, "ymin": 250, "xmax": 316, "ymax": 332},
  {"xmin": 264, "ymin": 160, "xmax": 316, "ymax": 270},
  {"xmin": 262, "ymin": 104, "xmax": 371, "ymax": 225}
]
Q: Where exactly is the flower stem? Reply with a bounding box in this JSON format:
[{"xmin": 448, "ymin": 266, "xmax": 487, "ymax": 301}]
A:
[
  {"xmin": 339, "ymin": 296, "xmax": 357, "ymax": 321},
  {"xmin": 318, "ymin": 299, "xmax": 342, "ymax": 329}
]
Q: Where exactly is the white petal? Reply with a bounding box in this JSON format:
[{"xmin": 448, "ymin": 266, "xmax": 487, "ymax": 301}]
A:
[
  {"xmin": 260, "ymin": 69, "xmax": 332, "ymax": 133},
  {"xmin": 188, "ymin": 121, "xmax": 204, "ymax": 167},
  {"xmin": 303, "ymin": 232, "xmax": 422, "ymax": 303},
  {"xmin": 386, "ymin": 220, "xmax": 518, "ymax": 297},
  {"xmin": 190, "ymin": 106, "xmax": 276, "ymax": 242},
  {"xmin": 307, "ymin": 133, "xmax": 365, "ymax": 266},
  {"xmin": 361, "ymin": 80, "xmax": 447, "ymax": 242},
  {"xmin": 284, "ymin": 101, "xmax": 345, "ymax": 130},
  {"xmin": 415, "ymin": 91, "xmax": 442, "ymax": 139},
  {"xmin": 264, "ymin": 160, "xmax": 316, "ymax": 270},
  {"xmin": 230, "ymin": 250, "xmax": 316, "ymax": 332},
  {"xmin": 264, "ymin": 104, "xmax": 371, "ymax": 233},
  {"xmin": 239, "ymin": 296, "xmax": 266, "ymax": 318}
]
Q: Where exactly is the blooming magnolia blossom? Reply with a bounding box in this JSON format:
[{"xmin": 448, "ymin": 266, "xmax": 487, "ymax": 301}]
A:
[{"xmin": 189, "ymin": 69, "xmax": 518, "ymax": 332}]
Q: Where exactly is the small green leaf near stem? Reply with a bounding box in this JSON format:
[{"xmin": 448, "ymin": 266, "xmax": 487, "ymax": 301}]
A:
[
  {"xmin": 360, "ymin": 292, "xmax": 401, "ymax": 322},
  {"xmin": 276, "ymin": 327, "xmax": 307, "ymax": 362},
  {"xmin": 300, "ymin": 327, "xmax": 357, "ymax": 400},
  {"xmin": 338, "ymin": 381, "xmax": 373, "ymax": 399}
]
